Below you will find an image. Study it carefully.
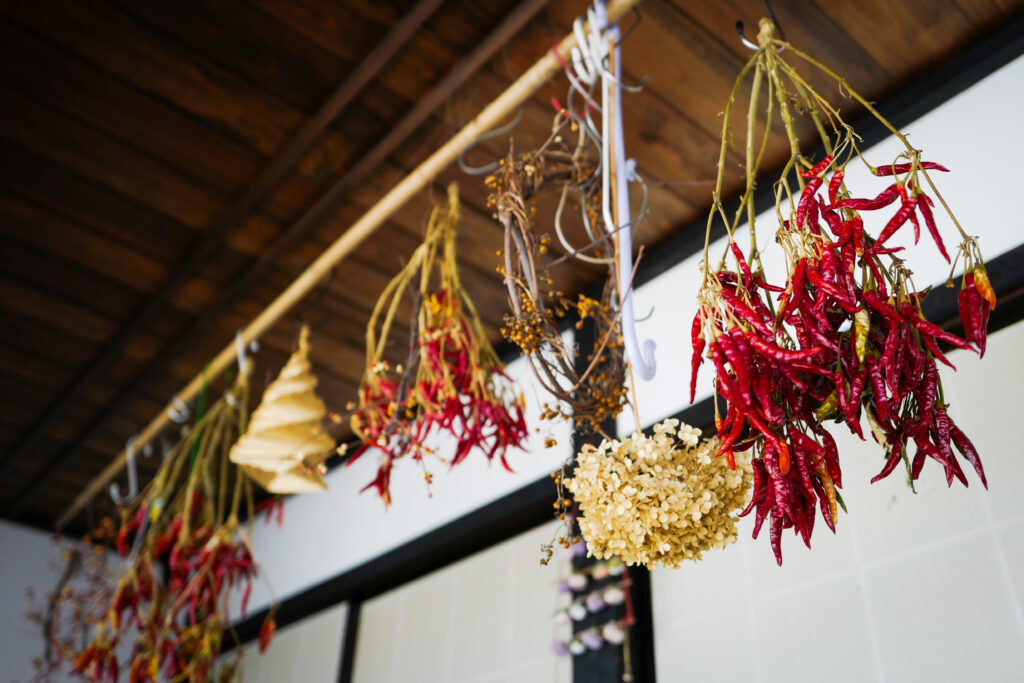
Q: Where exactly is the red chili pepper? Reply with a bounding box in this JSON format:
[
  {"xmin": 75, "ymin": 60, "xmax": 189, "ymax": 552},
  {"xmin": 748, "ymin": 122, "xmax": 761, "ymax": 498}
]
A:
[
  {"xmin": 974, "ymin": 268, "xmax": 997, "ymax": 310},
  {"xmin": 719, "ymin": 288, "xmax": 773, "ymax": 336},
  {"xmin": 730, "ymin": 242, "xmax": 753, "ymax": 285},
  {"xmin": 805, "ymin": 268, "xmax": 861, "ymax": 313},
  {"xmin": 810, "ymin": 476, "xmax": 835, "ymax": 531},
  {"xmin": 871, "ymin": 437, "xmax": 905, "ymax": 483},
  {"xmin": 744, "ymin": 331, "xmax": 822, "ymax": 362},
  {"xmin": 958, "ymin": 272, "xmax": 992, "ymax": 357},
  {"xmin": 949, "ymin": 419, "xmax": 987, "ymax": 487},
  {"xmin": 800, "ymin": 155, "xmax": 834, "ymax": 178},
  {"xmin": 259, "ymin": 615, "xmax": 276, "ymax": 653},
  {"xmin": 828, "ymin": 168, "xmax": 845, "ymax": 204},
  {"xmin": 875, "ymin": 195, "xmax": 918, "ymax": 247},
  {"xmin": 820, "ymin": 203, "xmax": 843, "ymax": 237},
  {"xmin": 863, "ymin": 291, "xmax": 903, "ymax": 324},
  {"xmin": 872, "ymin": 161, "xmax": 950, "ymax": 176},
  {"xmin": 834, "ymin": 184, "xmax": 899, "ymax": 211},
  {"xmin": 769, "ymin": 509, "xmax": 784, "ymax": 566},
  {"xmin": 916, "ymin": 193, "xmax": 950, "ymax": 262},
  {"xmin": 866, "ymin": 356, "xmax": 889, "ymax": 422},
  {"xmin": 797, "ymin": 177, "xmax": 823, "ymax": 231},
  {"xmin": 690, "ymin": 312, "xmax": 705, "ymax": 404},
  {"xmin": 739, "ymin": 460, "xmax": 765, "ymax": 518},
  {"xmin": 905, "ymin": 312, "xmax": 974, "ymax": 353}
]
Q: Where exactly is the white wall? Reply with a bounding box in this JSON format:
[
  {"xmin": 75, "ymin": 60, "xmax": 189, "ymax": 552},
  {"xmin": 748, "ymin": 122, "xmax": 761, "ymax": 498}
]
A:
[
  {"xmin": 351, "ymin": 520, "xmax": 571, "ymax": 683},
  {"xmin": 651, "ymin": 317, "xmax": 1024, "ymax": 682},
  {"xmin": 0, "ymin": 519, "xmax": 75, "ymax": 683}
]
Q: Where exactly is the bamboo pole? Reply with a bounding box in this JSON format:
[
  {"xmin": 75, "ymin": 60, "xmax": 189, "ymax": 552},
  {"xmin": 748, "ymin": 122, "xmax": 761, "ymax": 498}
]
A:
[{"xmin": 56, "ymin": 0, "xmax": 643, "ymax": 530}]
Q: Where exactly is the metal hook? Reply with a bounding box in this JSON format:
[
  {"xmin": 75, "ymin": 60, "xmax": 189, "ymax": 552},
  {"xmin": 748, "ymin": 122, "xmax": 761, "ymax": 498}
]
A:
[
  {"xmin": 591, "ymin": 5, "xmax": 656, "ymax": 381},
  {"xmin": 167, "ymin": 395, "xmax": 190, "ymax": 423},
  {"xmin": 737, "ymin": 0, "xmax": 786, "ymax": 51},
  {"xmin": 457, "ymin": 109, "xmax": 524, "ymax": 176},
  {"xmin": 109, "ymin": 434, "xmax": 151, "ymax": 505},
  {"xmin": 234, "ymin": 329, "xmax": 248, "ymax": 373}
]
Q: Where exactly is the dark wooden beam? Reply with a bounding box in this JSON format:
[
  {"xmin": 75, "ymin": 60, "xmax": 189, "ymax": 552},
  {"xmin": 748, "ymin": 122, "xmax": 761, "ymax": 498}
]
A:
[{"xmin": 0, "ymin": 0, "xmax": 442, "ymax": 480}]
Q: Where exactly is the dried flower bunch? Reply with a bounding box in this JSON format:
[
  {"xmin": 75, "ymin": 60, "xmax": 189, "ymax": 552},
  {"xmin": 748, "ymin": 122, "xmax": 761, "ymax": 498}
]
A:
[
  {"xmin": 231, "ymin": 324, "xmax": 335, "ymax": 493},
  {"xmin": 349, "ymin": 184, "xmax": 527, "ymax": 503},
  {"xmin": 693, "ymin": 19, "xmax": 991, "ymax": 564},
  {"xmin": 565, "ymin": 419, "xmax": 752, "ymax": 568},
  {"xmin": 72, "ymin": 367, "xmax": 275, "ymax": 682},
  {"xmin": 489, "ymin": 119, "xmax": 628, "ymax": 434}
]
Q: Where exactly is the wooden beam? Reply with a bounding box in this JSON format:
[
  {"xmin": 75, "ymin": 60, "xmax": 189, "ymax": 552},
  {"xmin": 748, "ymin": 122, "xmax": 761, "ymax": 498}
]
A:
[
  {"xmin": 0, "ymin": 0, "xmax": 442, "ymax": 478},
  {"xmin": 51, "ymin": 0, "xmax": 643, "ymax": 531}
]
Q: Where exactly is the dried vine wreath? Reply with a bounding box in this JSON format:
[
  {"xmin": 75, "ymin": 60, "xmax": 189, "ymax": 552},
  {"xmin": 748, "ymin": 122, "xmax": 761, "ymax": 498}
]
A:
[{"xmin": 489, "ymin": 119, "xmax": 629, "ymax": 435}]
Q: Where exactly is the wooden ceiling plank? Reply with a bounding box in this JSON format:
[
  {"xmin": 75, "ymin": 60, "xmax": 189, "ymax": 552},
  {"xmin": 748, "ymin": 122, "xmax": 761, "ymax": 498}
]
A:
[
  {"xmin": 107, "ymin": 0, "xmax": 346, "ymax": 114},
  {"xmin": 0, "ymin": 87, "xmax": 252, "ymax": 233},
  {"xmin": 808, "ymin": 0, "xmax": 975, "ymax": 72},
  {"xmin": 0, "ymin": 1, "xmax": 346, "ymax": 183},
  {"xmin": 0, "ymin": 276, "xmax": 118, "ymax": 345},
  {"xmin": 673, "ymin": 0, "xmax": 891, "ymax": 86},
  {"xmin": 0, "ymin": 1, "xmax": 299, "ymax": 156},
  {"xmin": 0, "ymin": 192, "xmax": 219, "ymax": 314},
  {"xmin": 251, "ymin": 0, "xmax": 412, "ymax": 67},
  {"xmin": 0, "ymin": 240, "xmax": 142, "ymax": 321},
  {"xmin": 0, "ymin": 148, "xmax": 193, "ymax": 261},
  {"xmin": 950, "ymin": 0, "xmax": 1024, "ymax": 27},
  {"xmin": 0, "ymin": 19, "xmax": 320, "ymax": 217},
  {"xmin": 0, "ymin": 0, "xmax": 447, "ymax": 513}
]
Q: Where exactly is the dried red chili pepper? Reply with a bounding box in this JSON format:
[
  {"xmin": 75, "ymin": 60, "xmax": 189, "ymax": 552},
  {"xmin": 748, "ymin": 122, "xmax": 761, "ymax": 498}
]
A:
[{"xmin": 872, "ymin": 161, "xmax": 950, "ymax": 176}]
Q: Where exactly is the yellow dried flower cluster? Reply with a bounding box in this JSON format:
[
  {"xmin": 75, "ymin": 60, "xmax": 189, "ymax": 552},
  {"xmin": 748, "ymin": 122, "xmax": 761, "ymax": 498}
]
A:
[{"xmin": 565, "ymin": 418, "xmax": 753, "ymax": 568}]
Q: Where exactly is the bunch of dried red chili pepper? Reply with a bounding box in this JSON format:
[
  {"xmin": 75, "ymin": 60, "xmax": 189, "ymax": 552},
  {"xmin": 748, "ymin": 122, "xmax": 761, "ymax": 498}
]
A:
[
  {"xmin": 693, "ymin": 19, "xmax": 993, "ymax": 564},
  {"xmin": 349, "ymin": 184, "xmax": 527, "ymax": 504},
  {"xmin": 489, "ymin": 118, "xmax": 629, "ymax": 436},
  {"xmin": 71, "ymin": 366, "xmax": 277, "ymax": 682}
]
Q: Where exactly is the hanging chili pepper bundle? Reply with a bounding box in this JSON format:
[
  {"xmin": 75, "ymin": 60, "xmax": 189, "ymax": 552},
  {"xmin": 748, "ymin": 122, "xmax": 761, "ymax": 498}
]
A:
[
  {"xmin": 694, "ymin": 19, "xmax": 992, "ymax": 564},
  {"xmin": 71, "ymin": 367, "xmax": 277, "ymax": 682},
  {"xmin": 489, "ymin": 117, "xmax": 629, "ymax": 435},
  {"xmin": 349, "ymin": 184, "xmax": 527, "ymax": 504}
]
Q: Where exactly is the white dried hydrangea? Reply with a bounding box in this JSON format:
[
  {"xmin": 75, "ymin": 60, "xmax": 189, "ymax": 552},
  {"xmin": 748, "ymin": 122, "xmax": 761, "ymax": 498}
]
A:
[{"xmin": 565, "ymin": 418, "xmax": 752, "ymax": 568}]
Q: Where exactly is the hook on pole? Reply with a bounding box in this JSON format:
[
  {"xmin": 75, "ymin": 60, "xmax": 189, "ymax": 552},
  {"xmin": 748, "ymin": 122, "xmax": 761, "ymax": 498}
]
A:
[
  {"xmin": 737, "ymin": 0, "xmax": 786, "ymax": 51},
  {"xmin": 109, "ymin": 434, "xmax": 149, "ymax": 505},
  {"xmin": 571, "ymin": 1, "xmax": 656, "ymax": 381}
]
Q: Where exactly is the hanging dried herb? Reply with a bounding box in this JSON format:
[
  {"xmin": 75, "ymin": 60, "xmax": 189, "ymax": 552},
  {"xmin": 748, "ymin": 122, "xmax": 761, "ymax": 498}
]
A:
[
  {"xmin": 71, "ymin": 367, "xmax": 276, "ymax": 682},
  {"xmin": 694, "ymin": 19, "xmax": 991, "ymax": 564},
  {"xmin": 489, "ymin": 120, "xmax": 629, "ymax": 434},
  {"xmin": 349, "ymin": 184, "xmax": 528, "ymax": 503}
]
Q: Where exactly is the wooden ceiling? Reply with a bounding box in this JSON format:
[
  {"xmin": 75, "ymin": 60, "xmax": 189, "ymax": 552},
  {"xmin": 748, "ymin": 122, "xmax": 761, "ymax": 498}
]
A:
[{"xmin": 0, "ymin": 0, "xmax": 1019, "ymax": 533}]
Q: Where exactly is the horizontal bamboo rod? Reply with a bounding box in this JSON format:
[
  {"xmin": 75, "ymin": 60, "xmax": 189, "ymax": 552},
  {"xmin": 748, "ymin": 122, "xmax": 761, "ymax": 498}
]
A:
[{"xmin": 56, "ymin": 0, "xmax": 643, "ymax": 530}]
